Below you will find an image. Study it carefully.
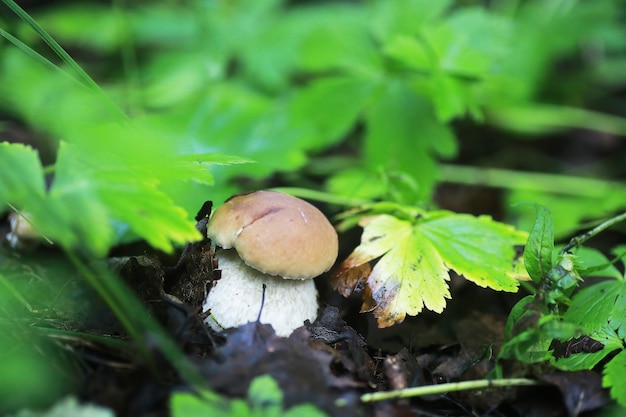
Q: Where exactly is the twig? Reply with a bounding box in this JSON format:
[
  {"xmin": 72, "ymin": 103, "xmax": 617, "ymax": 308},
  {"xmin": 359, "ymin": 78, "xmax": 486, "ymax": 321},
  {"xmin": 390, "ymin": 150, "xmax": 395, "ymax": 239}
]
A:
[
  {"xmin": 358, "ymin": 378, "xmax": 542, "ymax": 403},
  {"xmin": 561, "ymin": 211, "xmax": 626, "ymax": 253}
]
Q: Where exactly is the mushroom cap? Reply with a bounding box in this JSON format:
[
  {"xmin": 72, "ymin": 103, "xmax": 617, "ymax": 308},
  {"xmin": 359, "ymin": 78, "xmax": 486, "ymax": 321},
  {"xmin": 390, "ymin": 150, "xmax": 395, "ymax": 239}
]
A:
[
  {"xmin": 204, "ymin": 249, "xmax": 318, "ymax": 336},
  {"xmin": 207, "ymin": 190, "xmax": 338, "ymax": 279}
]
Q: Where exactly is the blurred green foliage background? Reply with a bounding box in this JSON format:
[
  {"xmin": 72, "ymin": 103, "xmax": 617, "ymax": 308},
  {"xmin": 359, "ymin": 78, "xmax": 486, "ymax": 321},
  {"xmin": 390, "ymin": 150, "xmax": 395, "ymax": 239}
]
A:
[
  {"xmin": 2, "ymin": 0, "xmax": 626, "ymax": 252},
  {"xmin": 1, "ymin": 0, "xmax": 626, "ymax": 411}
]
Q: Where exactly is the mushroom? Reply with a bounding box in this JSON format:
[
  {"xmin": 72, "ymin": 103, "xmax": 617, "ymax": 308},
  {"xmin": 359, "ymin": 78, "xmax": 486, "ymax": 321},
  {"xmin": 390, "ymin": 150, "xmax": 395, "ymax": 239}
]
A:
[
  {"xmin": 5, "ymin": 211, "xmax": 43, "ymax": 251},
  {"xmin": 202, "ymin": 190, "xmax": 338, "ymax": 336}
]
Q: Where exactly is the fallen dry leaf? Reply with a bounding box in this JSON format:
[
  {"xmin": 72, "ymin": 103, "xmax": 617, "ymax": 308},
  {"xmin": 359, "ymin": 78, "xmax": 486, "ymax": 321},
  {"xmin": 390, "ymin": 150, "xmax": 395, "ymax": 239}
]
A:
[{"xmin": 197, "ymin": 321, "xmax": 361, "ymax": 416}]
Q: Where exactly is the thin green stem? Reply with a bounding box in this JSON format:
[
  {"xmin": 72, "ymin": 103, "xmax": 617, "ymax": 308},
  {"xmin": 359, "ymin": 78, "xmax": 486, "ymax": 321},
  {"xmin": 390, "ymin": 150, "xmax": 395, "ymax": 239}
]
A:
[
  {"xmin": 1, "ymin": 0, "xmax": 128, "ymax": 122},
  {"xmin": 561, "ymin": 211, "xmax": 626, "ymax": 253},
  {"xmin": 488, "ymin": 104, "xmax": 626, "ymax": 137},
  {"xmin": 439, "ymin": 164, "xmax": 626, "ymax": 197},
  {"xmin": 271, "ymin": 187, "xmax": 373, "ymax": 207},
  {"xmin": 0, "ymin": 27, "xmax": 61, "ymax": 74},
  {"xmin": 359, "ymin": 378, "xmax": 541, "ymax": 403},
  {"xmin": 2, "ymin": 0, "xmax": 99, "ymax": 92}
]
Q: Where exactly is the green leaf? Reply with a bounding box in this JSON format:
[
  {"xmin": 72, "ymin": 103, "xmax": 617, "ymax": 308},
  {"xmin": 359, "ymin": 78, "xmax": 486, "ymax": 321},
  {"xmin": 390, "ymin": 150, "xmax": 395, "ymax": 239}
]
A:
[
  {"xmin": 140, "ymin": 50, "xmax": 224, "ymax": 108},
  {"xmin": 523, "ymin": 204, "xmax": 555, "ymax": 283},
  {"xmin": 554, "ymin": 325, "xmax": 623, "ymax": 371},
  {"xmin": 247, "ymin": 374, "xmax": 283, "ymax": 412},
  {"xmin": 500, "ymin": 314, "xmax": 578, "ymax": 364},
  {"xmin": 163, "ymin": 153, "xmax": 253, "ymax": 187},
  {"xmin": 1, "ymin": 51, "xmax": 274, "ymax": 256},
  {"xmin": 604, "ymin": 349, "xmax": 626, "ymax": 407},
  {"xmin": 423, "ymin": 73, "xmax": 482, "ymax": 122},
  {"xmin": 564, "ymin": 246, "xmax": 624, "ymax": 280},
  {"xmin": 42, "ymin": 141, "xmax": 203, "ymax": 255},
  {"xmin": 335, "ymin": 210, "xmax": 528, "ymax": 327},
  {"xmin": 382, "ymin": 7, "xmax": 512, "ymax": 121},
  {"xmin": 423, "ymin": 213, "xmax": 529, "ymax": 291},
  {"xmin": 438, "ymin": 8, "xmax": 512, "ymax": 76},
  {"xmin": 289, "ymin": 76, "xmax": 375, "ymax": 148},
  {"xmin": 325, "ymin": 167, "xmax": 387, "ymax": 202},
  {"xmin": 503, "ymin": 295, "xmax": 535, "ymax": 339},
  {"xmin": 283, "ymin": 405, "xmax": 330, "ymax": 417},
  {"xmin": 3, "ymin": 396, "xmax": 115, "ymax": 417},
  {"xmin": 363, "ymin": 80, "xmax": 457, "ymax": 202},
  {"xmin": 294, "ymin": 4, "xmax": 377, "ymax": 73},
  {"xmin": 0, "ymin": 142, "xmax": 46, "ymax": 208},
  {"xmin": 150, "ymin": 83, "xmax": 310, "ymax": 181},
  {"xmin": 500, "ymin": 296, "xmax": 566, "ymax": 363},
  {"xmin": 369, "ymin": 0, "xmax": 452, "ymax": 42},
  {"xmin": 614, "ymin": 245, "xmax": 626, "ymax": 274},
  {"xmin": 383, "ymin": 33, "xmax": 482, "ymax": 121},
  {"xmin": 239, "ymin": 12, "xmax": 303, "ymax": 91},
  {"xmin": 383, "ymin": 35, "xmax": 432, "ymax": 72},
  {"xmin": 170, "ymin": 375, "xmax": 330, "ymax": 417},
  {"xmin": 565, "ymin": 280, "xmax": 626, "ymax": 335},
  {"xmin": 170, "ymin": 390, "xmax": 229, "ymax": 417}
]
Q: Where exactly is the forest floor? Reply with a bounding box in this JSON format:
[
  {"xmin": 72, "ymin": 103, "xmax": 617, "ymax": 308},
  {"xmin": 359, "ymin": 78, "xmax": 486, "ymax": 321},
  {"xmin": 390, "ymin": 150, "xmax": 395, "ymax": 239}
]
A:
[{"xmin": 26, "ymin": 190, "xmax": 613, "ymax": 417}]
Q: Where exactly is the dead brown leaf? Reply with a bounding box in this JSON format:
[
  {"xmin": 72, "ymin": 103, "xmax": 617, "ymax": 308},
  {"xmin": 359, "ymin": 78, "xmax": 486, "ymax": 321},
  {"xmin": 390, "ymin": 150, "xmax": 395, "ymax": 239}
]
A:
[{"xmin": 197, "ymin": 321, "xmax": 362, "ymax": 416}]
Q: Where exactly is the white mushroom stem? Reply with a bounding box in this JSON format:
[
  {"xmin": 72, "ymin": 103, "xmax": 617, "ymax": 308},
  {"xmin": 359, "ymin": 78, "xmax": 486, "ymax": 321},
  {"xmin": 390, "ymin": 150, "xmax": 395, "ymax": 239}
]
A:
[{"xmin": 203, "ymin": 249, "xmax": 319, "ymax": 337}]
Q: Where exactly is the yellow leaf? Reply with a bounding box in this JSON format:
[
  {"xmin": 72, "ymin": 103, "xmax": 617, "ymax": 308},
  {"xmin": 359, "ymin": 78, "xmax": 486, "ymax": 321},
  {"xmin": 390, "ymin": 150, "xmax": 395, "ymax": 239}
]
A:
[
  {"xmin": 333, "ymin": 209, "xmax": 528, "ymax": 328},
  {"xmin": 342, "ymin": 215, "xmax": 407, "ymax": 267},
  {"xmin": 367, "ymin": 227, "xmax": 450, "ymax": 327}
]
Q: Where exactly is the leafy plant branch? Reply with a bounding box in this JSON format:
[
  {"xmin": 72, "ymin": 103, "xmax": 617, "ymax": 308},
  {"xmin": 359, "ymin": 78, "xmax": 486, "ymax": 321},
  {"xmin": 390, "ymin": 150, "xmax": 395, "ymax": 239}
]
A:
[{"xmin": 500, "ymin": 207, "xmax": 626, "ymax": 406}]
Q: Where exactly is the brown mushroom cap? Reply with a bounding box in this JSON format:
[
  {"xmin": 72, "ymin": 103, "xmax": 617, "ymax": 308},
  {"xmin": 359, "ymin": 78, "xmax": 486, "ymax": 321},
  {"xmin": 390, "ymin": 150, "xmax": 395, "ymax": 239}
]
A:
[{"xmin": 207, "ymin": 190, "xmax": 338, "ymax": 279}]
